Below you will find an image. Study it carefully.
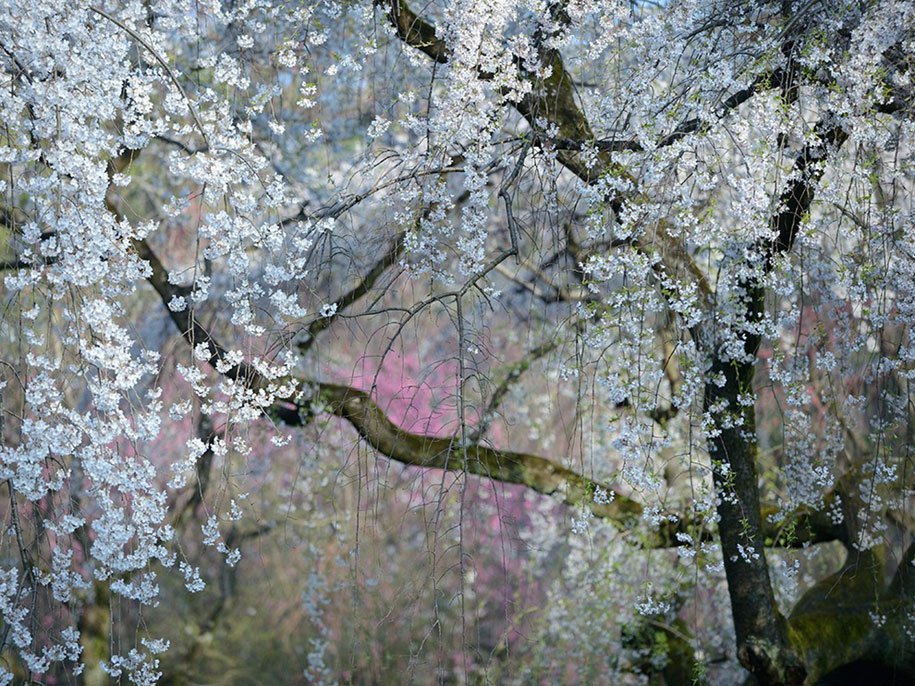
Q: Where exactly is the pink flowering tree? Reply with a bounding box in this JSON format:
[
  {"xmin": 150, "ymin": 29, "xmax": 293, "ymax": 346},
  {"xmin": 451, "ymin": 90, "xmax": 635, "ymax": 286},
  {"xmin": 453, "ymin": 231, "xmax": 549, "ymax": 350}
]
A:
[{"xmin": 0, "ymin": 1, "xmax": 914, "ymax": 684}]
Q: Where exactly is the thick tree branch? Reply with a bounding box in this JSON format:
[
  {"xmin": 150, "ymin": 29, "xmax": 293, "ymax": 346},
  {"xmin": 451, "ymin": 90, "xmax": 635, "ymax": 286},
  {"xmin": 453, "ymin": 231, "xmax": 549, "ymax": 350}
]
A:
[
  {"xmin": 311, "ymin": 380, "xmax": 685, "ymax": 544},
  {"xmin": 302, "ymin": 380, "xmax": 839, "ymax": 550},
  {"xmin": 704, "ymin": 329, "xmax": 806, "ymax": 684},
  {"xmin": 380, "ymin": 0, "xmax": 447, "ymax": 63},
  {"xmin": 699, "ymin": 112, "xmax": 849, "ymax": 682},
  {"xmin": 766, "ymin": 122, "xmax": 849, "ymax": 266},
  {"xmin": 133, "ymin": 237, "xmax": 260, "ymax": 385}
]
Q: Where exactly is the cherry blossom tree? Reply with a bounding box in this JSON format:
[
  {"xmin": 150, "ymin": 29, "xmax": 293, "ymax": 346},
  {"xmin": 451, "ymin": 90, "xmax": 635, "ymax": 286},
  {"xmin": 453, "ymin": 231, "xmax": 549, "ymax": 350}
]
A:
[{"xmin": 0, "ymin": 0, "xmax": 914, "ymax": 683}]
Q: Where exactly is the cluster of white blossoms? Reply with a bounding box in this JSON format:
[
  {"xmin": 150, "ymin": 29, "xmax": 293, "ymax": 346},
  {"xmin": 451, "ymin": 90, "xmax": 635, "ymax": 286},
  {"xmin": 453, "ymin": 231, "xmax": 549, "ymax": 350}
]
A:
[
  {"xmin": 0, "ymin": 0, "xmax": 912, "ymax": 680},
  {"xmin": 0, "ymin": 0, "xmax": 346, "ymax": 678}
]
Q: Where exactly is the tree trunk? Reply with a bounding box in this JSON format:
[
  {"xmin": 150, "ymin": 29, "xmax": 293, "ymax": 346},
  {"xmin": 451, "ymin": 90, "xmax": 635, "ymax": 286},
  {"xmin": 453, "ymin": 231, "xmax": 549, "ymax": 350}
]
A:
[{"xmin": 704, "ymin": 289, "xmax": 805, "ymax": 685}]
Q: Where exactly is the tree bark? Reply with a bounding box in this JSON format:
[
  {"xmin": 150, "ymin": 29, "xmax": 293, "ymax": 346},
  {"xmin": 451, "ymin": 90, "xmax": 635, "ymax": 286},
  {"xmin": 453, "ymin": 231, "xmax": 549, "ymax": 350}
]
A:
[{"xmin": 704, "ymin": 288, "xmax": 805, "ymax": 685}]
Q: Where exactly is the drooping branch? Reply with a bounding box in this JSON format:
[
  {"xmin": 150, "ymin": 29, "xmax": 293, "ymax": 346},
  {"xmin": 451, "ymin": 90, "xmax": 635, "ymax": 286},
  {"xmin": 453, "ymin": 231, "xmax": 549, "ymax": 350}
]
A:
[
  {"xmin": 90, "ymin": 7, "xmax": 209, "ymax": 146},
  {"xmin": 0, "ymin": 257, "xmax": 54, "ymax": 271},
  {"xmin": 759, "ymin": 501, "xmax": 847, "ymax": 549},
  {"xmin": 0, "ymin": 205, "xmax": 56, "ymax": 271},
  {"xmin": 170, "ymin": 413, "xmax": 217, "ymax": 529},
  {"xmin": 469, "ymin": 338, "xmax": 560, "ymax": 442},
  {"xmin": 494, "ymin": 260, "xmax": 590, "ymax": 303},
  {"xmin": 538, "ymin": 68, "xmax": 789, "ymax": 155}
]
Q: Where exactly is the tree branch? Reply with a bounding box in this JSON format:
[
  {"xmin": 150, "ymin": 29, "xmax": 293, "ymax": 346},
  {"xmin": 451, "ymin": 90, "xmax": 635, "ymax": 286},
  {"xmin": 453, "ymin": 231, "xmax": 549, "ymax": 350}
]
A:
[
  {"xmin": 380, "ymin": 0, "xmax": 447, "ymax": 63},
  {"xmin": 133, "ymin": 237, "xmax": 260, "ymax": 386},
  {"xmin": 468, "ymin": 338, "xmax": 560, "ymax": 442},
  {"xmin": 297, "ymin": 231, "xmax": 405, "ymax": 353},
  {"xmin": 766, "ymin": 122, "xmax": 848, "ymax": 267},
  {"xmin": 311, "ymin": 380, "xmax": 678, "ymax": 544},
  {"xmin": 537, "ymin": 69, "xmax": 787, "ymax": 155},
  {"xmin": 699, "ymin": 111, "xmax": 848, "ymax": 681}
]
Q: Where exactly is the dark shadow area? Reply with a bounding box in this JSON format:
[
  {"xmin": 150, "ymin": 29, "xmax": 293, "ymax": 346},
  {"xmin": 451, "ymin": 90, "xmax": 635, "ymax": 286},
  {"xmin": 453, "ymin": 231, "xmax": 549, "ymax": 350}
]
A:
[{"xmin": 816, "ymin": 661, "xmax": 915, "ymax": 686}]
